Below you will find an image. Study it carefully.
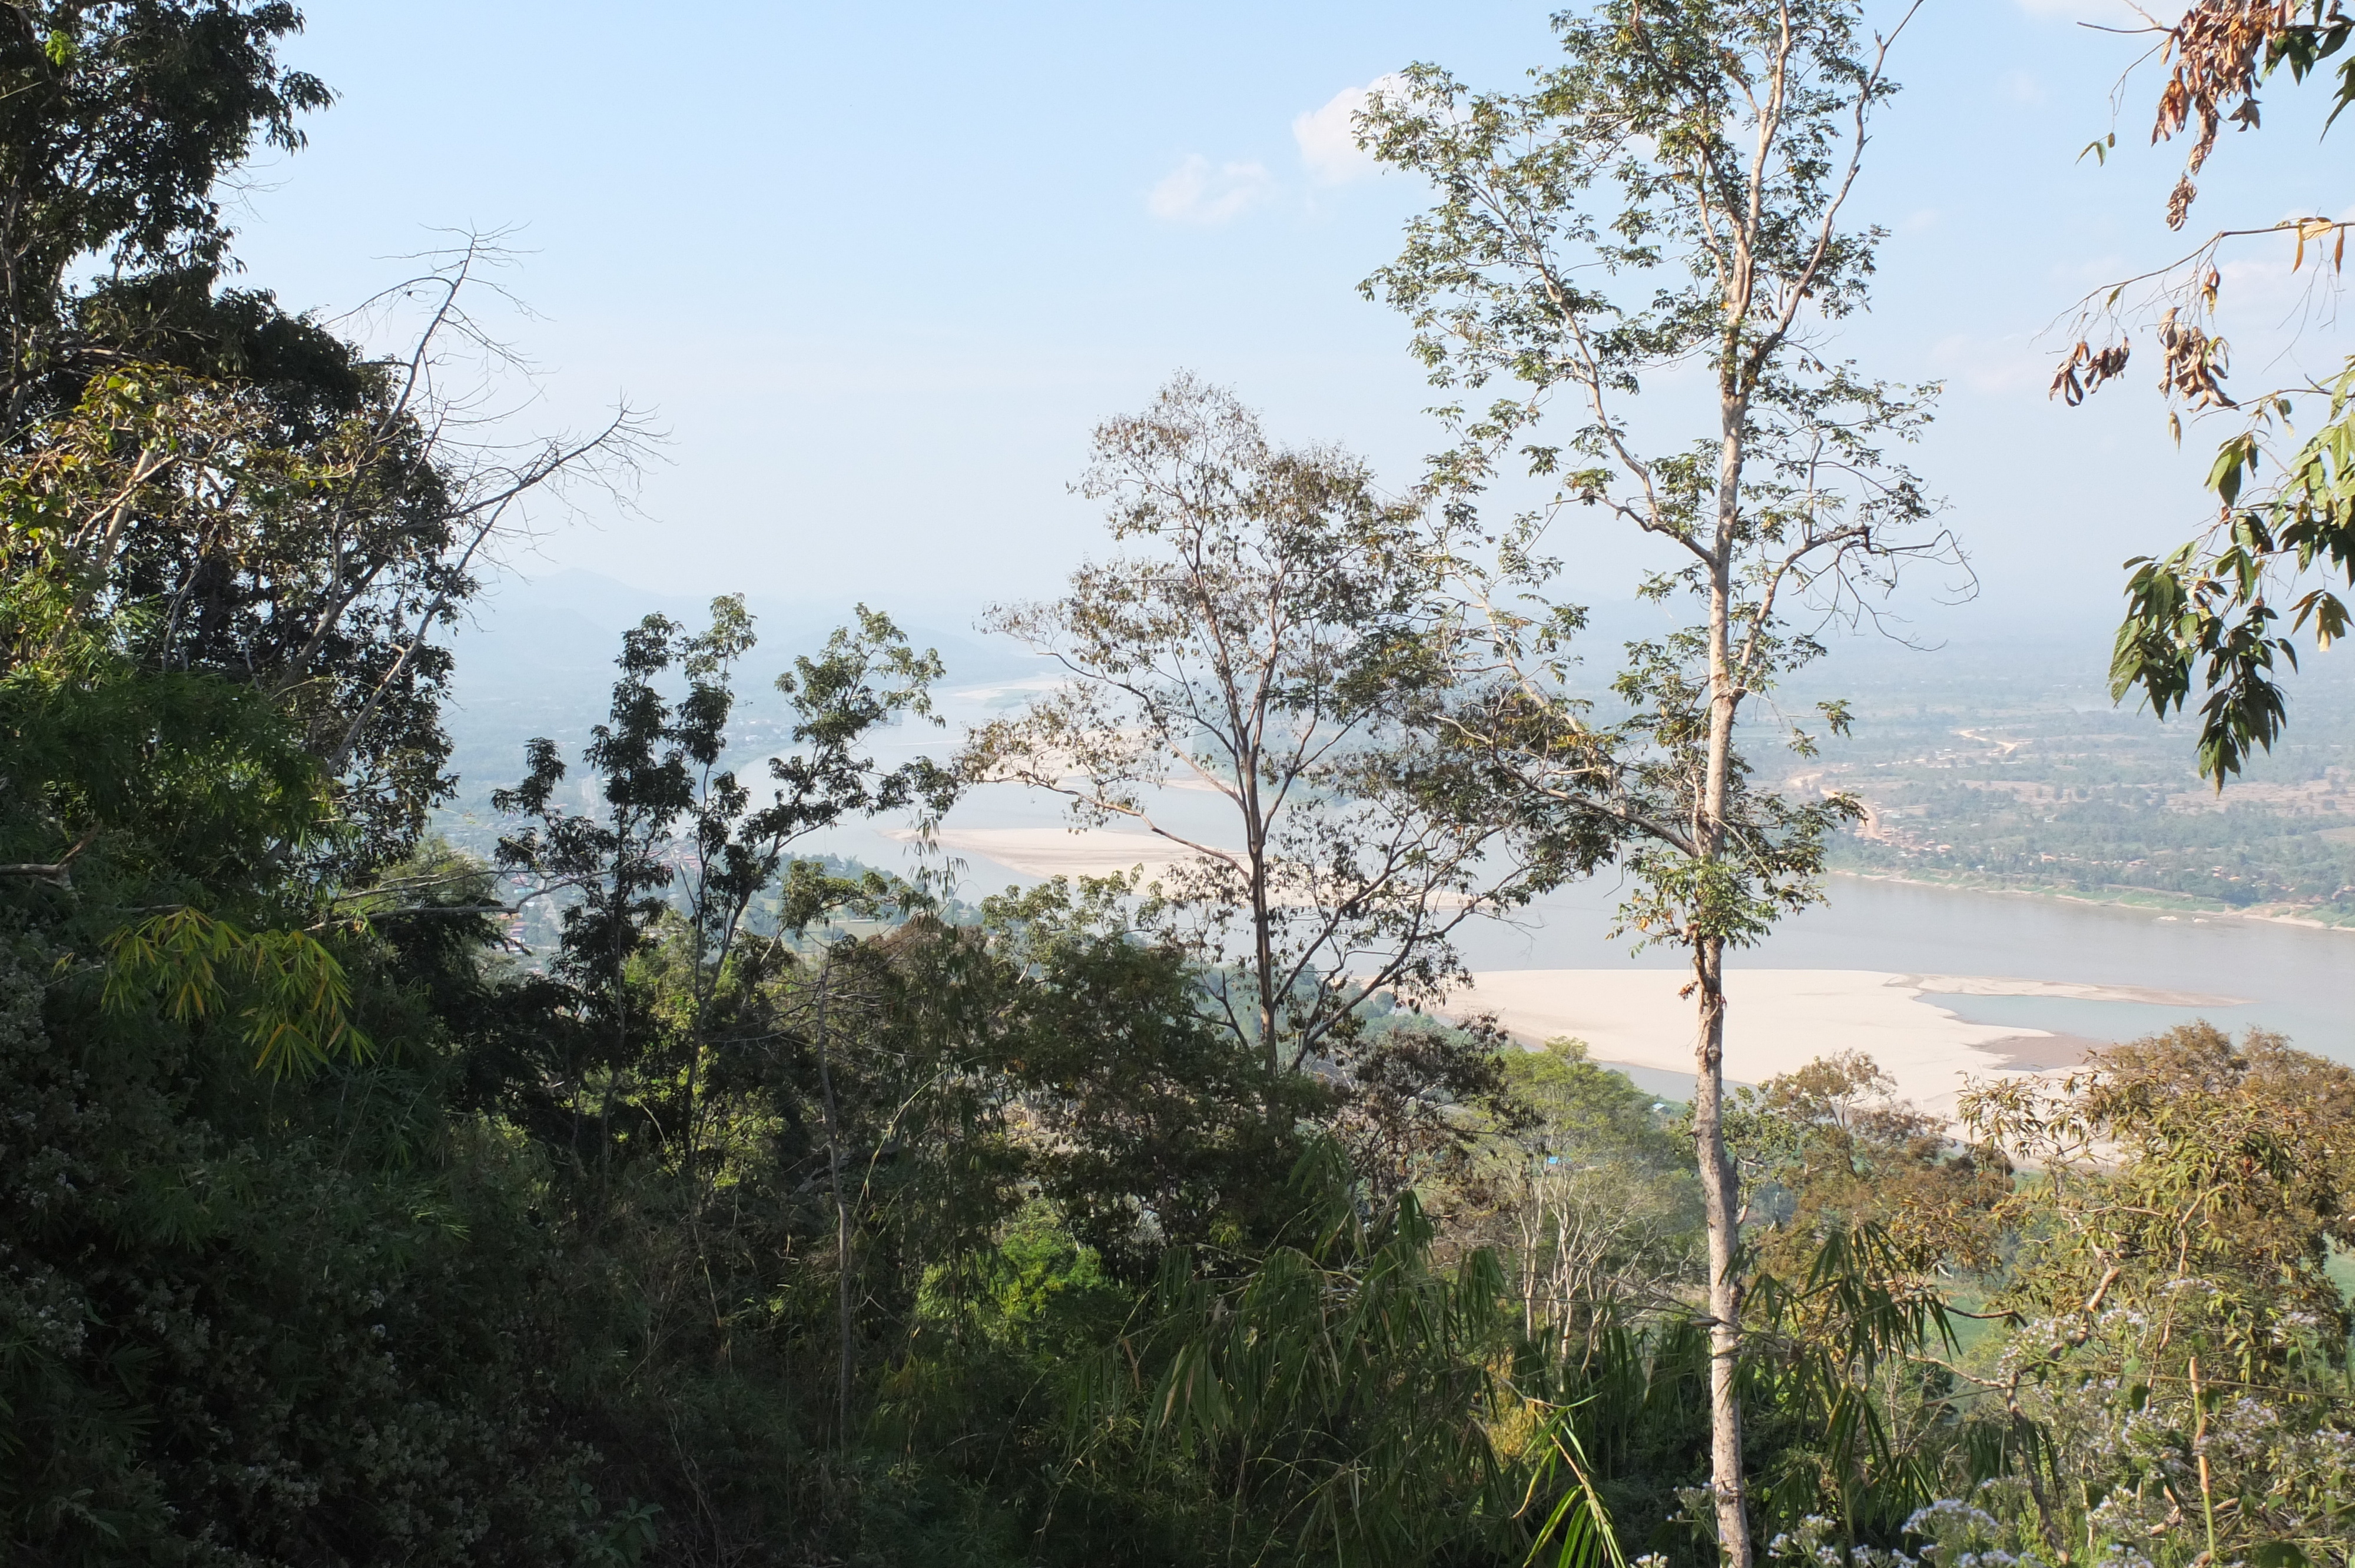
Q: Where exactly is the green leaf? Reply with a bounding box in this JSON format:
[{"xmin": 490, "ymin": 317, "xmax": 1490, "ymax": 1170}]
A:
[
  {"xmin": 2209, "ymin": 437, "xmax": 2255, "ymax": 506},
  {"xmin": 102, "ymin": 908, "xmax": 370, "ymax": 1077}
]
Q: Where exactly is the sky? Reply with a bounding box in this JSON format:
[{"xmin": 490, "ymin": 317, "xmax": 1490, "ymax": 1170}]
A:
[{"xmin": 221, "ymin": 0, "xmax": 2354, "ymax": 646}]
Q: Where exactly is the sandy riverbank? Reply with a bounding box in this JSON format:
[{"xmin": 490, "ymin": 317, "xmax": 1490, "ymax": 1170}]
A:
[
  {"xmin": 912, "ymin": 832, "xmax": 2261, "ymax": 1113},
  {"xmin": 1448, "ymin": 969, "xmax": 2220, "ymax": 1116},
  {"xmin": 920, "ymin": 826, "xmax": 1205, "ymax": 879}
]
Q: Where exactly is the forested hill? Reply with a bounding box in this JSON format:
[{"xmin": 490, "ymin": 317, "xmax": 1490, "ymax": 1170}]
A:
[{"xmin": 10, "ymin": 6, "xmax": 2355, "ymax": 1568}]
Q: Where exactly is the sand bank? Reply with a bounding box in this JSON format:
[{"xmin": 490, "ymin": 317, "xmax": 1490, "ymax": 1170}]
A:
[
  {"xmin": 915, "ymin": 833, "xmax": 2130, "ymax": 1115},
  {"xmin": 924, "ymin": 826, "xmax": 1207, "ymax": 881},
  {"xmin": 1897, "ymin": 974, "xmax": 2246, "ymax": 1008},
  {"xmin": 1454, "ymin": 969, "xmax": 2074, "ymax": 1117}
]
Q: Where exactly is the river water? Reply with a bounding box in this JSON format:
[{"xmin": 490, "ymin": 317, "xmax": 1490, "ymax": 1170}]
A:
[
  {"xmin": 1454, "ymin": 872, "xmax": 2353, "ymax": 1064},
  {"xmin": 844, "ymin": 673, "xmax": 2353, "ymax": 1068}
]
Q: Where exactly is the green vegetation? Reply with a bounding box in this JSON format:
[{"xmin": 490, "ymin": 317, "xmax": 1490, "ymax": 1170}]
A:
[
  {"xmin": 8, "ymin": 5, "xmax": 2355, "ymax": 1568},
  {"xmin": 1804, "ymin": 646, "xmax": 2355, "ymax": 923},
  {"xmin": 1359, "ymin": 10, "xmax": 1958, "ymax": 1553}
]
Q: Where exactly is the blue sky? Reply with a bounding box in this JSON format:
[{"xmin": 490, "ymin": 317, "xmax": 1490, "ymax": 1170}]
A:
[{"xmin": 224, "ymin": 1, "xmax": 2352, "ymax": 642}]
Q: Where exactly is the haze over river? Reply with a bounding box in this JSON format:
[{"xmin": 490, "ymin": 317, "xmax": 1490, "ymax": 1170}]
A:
[
  {"xmin": 712, "ymin": 656, "xmax": 2355, "ymax": 1107},
  {"xmin": 457, "ymin": 578, "xmax": 2351, "ymax": 1097}
]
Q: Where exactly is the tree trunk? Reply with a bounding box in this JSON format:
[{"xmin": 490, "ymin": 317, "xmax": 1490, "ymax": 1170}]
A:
[
  {"xmin": 1699, "ymin": 388, "xmax": 1753, "ymax": 1568},
  {"xmin": 1243, "ymin": 768, "xmax": 1282, "ymax": 1080},
  {"xmin": 812, "ymin": 964, "xmax": 853, "ymax": 1444},
  {"xmin": 1253, "ymin": 886, "xmax": 1280, "ymax": 1079},
  {"xmin": 1691, "ymin": 931, "xmax": 1751, "ymax": 1568}
]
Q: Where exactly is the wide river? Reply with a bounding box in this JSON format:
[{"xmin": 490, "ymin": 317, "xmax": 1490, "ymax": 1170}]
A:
[
  {"xmin": 843, "ymin": 677, "xmax": 2351, "ymax": 1074},
  {"xmin": 1454, "ymin": 872, "xmax": 2353, "ymax": 1064}
]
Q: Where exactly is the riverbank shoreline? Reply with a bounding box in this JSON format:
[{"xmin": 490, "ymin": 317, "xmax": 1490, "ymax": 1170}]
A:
[
  {"xmin": 911, "ymin": 827, "xmax": 2355, "ymax": 936},
  {"xmin": 1830, "ymin": 869, "xmax": 2355, "ymax": 935}
]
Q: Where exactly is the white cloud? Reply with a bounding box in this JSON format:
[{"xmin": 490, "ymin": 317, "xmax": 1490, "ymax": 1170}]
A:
[
  {"xmin": 1147, "ymin": 155, "xmax": 1276, "ymax": 224},
  {"xmin": 1292, "ymin": 74, "xmax": 1407, "ymax": 185},
  {"xmin": 1999, "ymin": 69, "xmax": 2046, "ymax": 105}
]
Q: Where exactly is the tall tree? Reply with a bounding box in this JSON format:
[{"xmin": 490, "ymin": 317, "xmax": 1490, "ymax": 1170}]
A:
[
  {"xmin": 1361, "ymin": 5, "xmax": 1952, "ymax": 1562},
  {"xmin": 964, "ymin": 374, "xmax": 1579, "ymax": 1081},
  {"xmin": 0, "ymin": 0, "xmax": 648, "ymax": 867},
  {"xmin": 0, "ymin": 247, "xmax": 651, "ymax": 873}
]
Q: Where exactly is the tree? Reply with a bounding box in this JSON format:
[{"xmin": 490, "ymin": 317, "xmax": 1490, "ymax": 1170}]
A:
[
  {"xmin": 492, "ymin": 594, "xmax": 954, "ymax": 1188},
  {"xmin": 964, "ymin": 374, "xmax": 1580, "ymax": 1081},
  {"xmin": 1962, "ymin": 1023, "xmax": 2355, "ymax": 1373},
  {"xmin": 1953, "ymin": 1024, "xmax": 2355, "ymax": 1567},
  {"xmin": 0, "ymin": 1, "xmax": 650, "ymax": 862},
  {"xmin": 977, "ymin": 875, "xmax": 1310, "ymax": 1276},
  {"xmin": 1359, "ymin": 5, "xmax": 1955, "ymax": 1562},
  {"xmin": 1735, "ymin": 1050, "xmax": 2007, "ymax": 1278},
  {"xmin": 1064, "ymin": 1146, "xmax": 1619, "ymax": 1568},
  {"xmin": 0, "ymin": 0, "xmax": 331, "ymax": 433},
  {"xmin": 1489, "ymin": 1038, "xmax": 1699, "ymax": 1345},
  {"xmin": 0, "ymin": 241, "xmax": 653, "ymax": 876},
  {"xmin": 2062, "ymin": 3, "xmax": 2355, "ymax": 783}
]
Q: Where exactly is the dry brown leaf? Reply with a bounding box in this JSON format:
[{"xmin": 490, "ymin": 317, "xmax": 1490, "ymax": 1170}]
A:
[
  {"xmin": 2050, "ymin": 340, "xmax": 2134, "ymax": 405},
  {"xmin": 2157, "ymin": 306, "xmax": 2237, "ymax": 408},
  {"xmin": 2152, "ymin": 1, "xmax": 2297, "ymax": 225}
]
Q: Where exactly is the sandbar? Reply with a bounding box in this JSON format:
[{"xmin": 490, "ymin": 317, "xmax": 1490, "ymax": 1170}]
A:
[
  {"xmin": 910, "ymin": 829, "xmax": 2142, "ymax": 1117},
  {"xmin": 1453, "ymin": 969, "xmax": 2078, "ymax": 1117},
  {"xmin": 922, "ymin": 826, "xmax": 1208, "ymax": 881},
  {"xmin": 1896, "ymin": 974, "xmax": 2248, "ymax": 1008}
]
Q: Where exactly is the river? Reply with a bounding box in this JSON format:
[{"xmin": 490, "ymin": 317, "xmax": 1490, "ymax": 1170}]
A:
[{"xmin": 1454, "ymin": 872, "xmax": 2353, "ymax": 1065}]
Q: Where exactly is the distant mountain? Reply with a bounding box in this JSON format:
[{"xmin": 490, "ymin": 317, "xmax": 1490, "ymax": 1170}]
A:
[
  {"xmin": 446, "ymin": 569, "xmax": 1033, "ymax": 697},
  {"xmin": 434, "ymin": 569, "xmax": 1041, "ymax": 836}
]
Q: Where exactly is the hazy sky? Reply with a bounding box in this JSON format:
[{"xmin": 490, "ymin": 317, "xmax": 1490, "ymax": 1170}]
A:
[{"xmin": 223, "ymin": 1, "xmax": 2351, "ymax": 638}]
